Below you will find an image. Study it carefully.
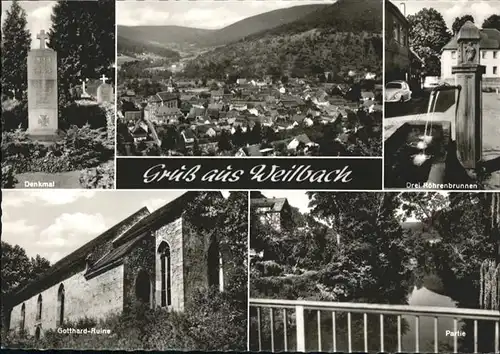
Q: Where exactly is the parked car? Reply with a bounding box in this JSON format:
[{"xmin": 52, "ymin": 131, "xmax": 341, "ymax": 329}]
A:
[{"xmin": 385, "ymin": 80, "xmax": 412, "ymax": 103}]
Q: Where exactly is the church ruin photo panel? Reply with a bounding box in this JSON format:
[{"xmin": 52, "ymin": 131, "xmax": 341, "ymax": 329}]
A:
[
  {"xmin": 116, "ymin": 0, "xmax": 383, "ymax": 157},
  {"xmin": 1, "ymin": 0, "xmax": 116, "ymax": 189},
  {"xmin": 249, "ymin": 191, "xmax": 500, "ymax": 353},
  {"xmin": 384, "ymin": 0, "xmax": 500, "ymax": 190},
  {"xmin": 1, "ymin": 190, "xmax": 248, "ymax": 351}
]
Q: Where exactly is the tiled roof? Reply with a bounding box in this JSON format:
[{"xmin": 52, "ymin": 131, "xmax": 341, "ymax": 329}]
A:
[
  {"xmin": 443, "ymin": 28, "xmax": 500, "ymax": 50},
  {"xmin": 251, "ymin": 197, "xmax": 288, "ymax": 212}
]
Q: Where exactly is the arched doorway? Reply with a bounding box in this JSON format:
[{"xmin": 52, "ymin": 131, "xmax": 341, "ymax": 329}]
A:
[
  {"xmin": 135, "ymin": 269, "xmax": 152, "ymax": 307},
  {"xmin": 35, "ymin": 326, "xmax": 41, "ymax": 340}
]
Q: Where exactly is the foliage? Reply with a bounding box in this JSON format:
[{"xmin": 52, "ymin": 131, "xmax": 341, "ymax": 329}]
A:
[
  {"xmin": 48, "ymin": 0, "xmax": 115, "ymax": 102},
  {"xmin": 1, "ymin": 0, "xmax": 31, "ymax": 100},
  {"xmin": 452, "ymin": 15, "xmax": 474, "ymax": 35},
  {"xmin": 1, "ymin": 126, "xmax": 113, "ymax": 174},
  {"xmin": 119, "ymin": 61, "xmax": 174, "ymax": 83},
  {"xmin": 1, "ymin": 99, "xmax": 28, "ymax": 132},
  {"xmin": 79, "ymin": 161, "xmax": 114, "ymax": 189},
  {"xmin": 407, "ymin": 8, "xmax": 451, "ymax": 76},
  {"xmin": 482, "ymin": 14, "xmax": 500, "ymax": 31},
  {"xmin": 1, "ymin": 242, "xmax": 50, "ymax": 333},
  {"xmin": 117, "ymin": 35, "xmax": 181, "ymax": 60},
  {"xmin": 1, "ymin": 163, "xmax": 17, "ymax": 188}
]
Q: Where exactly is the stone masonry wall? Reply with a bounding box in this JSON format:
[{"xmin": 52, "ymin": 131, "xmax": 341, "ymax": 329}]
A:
[
  {"xmin": 182, "ymin": 217, "xmax": 215, "ymax": 310},
  {"xmin": 154, "ymin": 217, "xmax": 184, "ymax": 311},
  {"xmin": 10, "ymin": 265, "xmax": 124, "ymax": 337},
  {"xmin": 123, "ymin": 234, "xmax": 156, "ymax": 310}
]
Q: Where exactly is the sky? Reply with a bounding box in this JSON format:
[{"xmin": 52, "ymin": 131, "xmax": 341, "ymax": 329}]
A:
[
  {"xmin": 2, "ymin": 190, "xmax": 230, "ymax": 264},
  {"xmin": 260, "ymin": 190, "xmax": 313, "ymax": 213},
  {"xmin": 394, "ymin": 0, "xmax": 498, "ymax": 30},
  {"xmin": 117, "ymin": 0, "xmax": 335, "ymax": 29},
  {"xmin": 1, "ymin": 1, "xmax": 56, "ymax": 49}
]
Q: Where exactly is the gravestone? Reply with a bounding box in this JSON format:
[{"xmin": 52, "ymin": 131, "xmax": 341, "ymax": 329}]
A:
[
  {"xmin": 27, "ymin": 29, "xmax": 58, "ymax": 140},
  {"xmin": 452, "ymin": 21, "xmax": 485, "ymax": 169},
  {"xmin": 97, "ymin": 74, "xmax": 113, "ymax": 103},
  {"xmin": 81, "ymin": 78, "xmax": 91, "ymax": 98}
]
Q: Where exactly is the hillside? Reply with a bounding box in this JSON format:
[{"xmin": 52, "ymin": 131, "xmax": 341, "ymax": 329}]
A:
[
  {"xmin": 117, "ymin": 4, "xmax": 329, "ymax": 49},
  {"xmin": 183, "ymin": 0, "xmax": 383, "ymax": 80},
  {"xmin": 117, "ymin": 35, "xmax": 181, "ymax": 60}
]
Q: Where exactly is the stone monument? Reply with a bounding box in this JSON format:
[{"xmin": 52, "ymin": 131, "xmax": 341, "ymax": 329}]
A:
[
  {"xmin": 97, "ymin": 74, "xmax": 113, "ymax": 103},
  {"xmin": 80, "ymin": 78, "xmax": 91, "ymax": 98},
  {"xmin": 452, "ymin": 21, "xmax": 485, "ymax": 169},
  {"xmin": 27, "ymin": 29, "xmax": 58, "ymax": 140}
]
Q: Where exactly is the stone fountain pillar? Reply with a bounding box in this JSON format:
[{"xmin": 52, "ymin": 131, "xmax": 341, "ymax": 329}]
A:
[{"xmin": 452, "ymin": 21, "xmax": 485, "ymax": 170}]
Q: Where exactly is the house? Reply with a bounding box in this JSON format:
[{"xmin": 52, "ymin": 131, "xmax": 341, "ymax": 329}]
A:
[
  {"xmin": 5, "ymin": 192, "xmax": 226, "ymax": 338},
  {"xmin": 210, "ymin": 89, "xmax": 224, "ymax": 101},
  {"xmin": 180, "ymin": 128, "xmax": 196, "ymax": 146},
  {"xmin": 250, "ymin": 194, "xmax": 294, "ymax": 231},
  {"xmin": 441, "ymin": 26, "xmax": 500, "ymax": 88},
  {"xmin": 385, "ymin": 1, "xmax": 423, "ymax": 87},
  {"xmin": 303, "ymin": 117, "xmax": 314, "ymax": 127},
  {"xmin": 150, "ymin": 92, "xmax": 179, "ymax": 109},
  {"xmin": 287, "ymin": 134, "xmax": 315, "ymax": 151},
  {"xmin": 124, "ymin": 111, "xmax": 142, "ymax": 122},
  {"xmin": 236, "ymin": 78, "xmax": 247, "ymax": 85}
]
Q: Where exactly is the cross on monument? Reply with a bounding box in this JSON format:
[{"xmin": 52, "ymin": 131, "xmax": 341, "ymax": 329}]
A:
[
  {"xmin": 37, "ymin": 30, "xmax": 49, "ymax": 49},
  {"xmin": 100, "ymin": 74, "xmax": 109, "ymax": 84}
]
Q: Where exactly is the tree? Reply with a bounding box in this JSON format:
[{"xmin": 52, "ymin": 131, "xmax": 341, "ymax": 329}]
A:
[
  {"xmin": 1, "ymin": 241, "xmax": 51, "ymax": 331},
  {"xmin": 452, "ymin": 15, "xmax": 474, "ymax": 34},
  {"xmin": 217, "ymin": 131, "xmax": 232, "ymax": 152},
  {"xmin": 1, "ymin": 0, "xmax": 31, "ymax": 100},
  {"xmin": 483, "ymin": 14, "xmax": 500, "ymax": 31},
  {"xmin": 48, "ymin": 0, "xmax": 115, "ymax": 101},
  {"xmin": 407, "ymin": 8, "xmax": 451, "ymax": 76}
]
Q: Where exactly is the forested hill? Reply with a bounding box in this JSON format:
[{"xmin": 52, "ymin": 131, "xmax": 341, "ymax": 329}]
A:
[
  {"xmin": 116, "ymin": 4, "xmax": 328, "ymax": 49},
  {"xmin": 183, "ymin": 0, "xmax": 383, "ymax": 80},
  {"xmin": 117, "ymin": 35, "xmax": 181, "ymax": 60}
]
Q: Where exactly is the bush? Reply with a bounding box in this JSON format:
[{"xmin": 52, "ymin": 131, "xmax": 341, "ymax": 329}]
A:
[
  {"xmin": 1, "ymin": 163, "xmax": 18, "ymax": 188},
  {"xmin": 1, "ymin": 125, "xmax": 114, "ymax": 174},
  {"xmin": 79, "ymin": 162, "xmax": 114, "ymax": 189},
  {"xmin": 1, "ymin": 99, "xmax": 28, "ymax": 132},
  {"xmin": 2, "ymin": 288, "xmax": 246, "ymax": 351}
]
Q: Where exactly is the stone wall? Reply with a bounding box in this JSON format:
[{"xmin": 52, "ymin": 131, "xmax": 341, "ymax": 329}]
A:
[
  {"xmin": 154, "ymin": 217, "xmax": 184, "ymax": 311},
  {"xmin": 182, "ymin": 217, "xmax": 218, "ymax": 309},
  {"xmin": 123, "ymin": 234, "xmax": 156, "ymax": 310},
  {"xmin": 9, "ymin": 265, "xmax": 124, "ymax": 337}
]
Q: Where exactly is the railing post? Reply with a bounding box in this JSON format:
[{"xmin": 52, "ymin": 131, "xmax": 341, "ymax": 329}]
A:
[{"xmin": 296, "ymin": 305, "xmax": 305, "ymax": 352}]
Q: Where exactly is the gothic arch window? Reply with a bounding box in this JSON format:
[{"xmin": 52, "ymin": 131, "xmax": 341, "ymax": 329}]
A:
[
  {"xmin": 57, "ymin": 284, "xmax": 65, "ymax": 326},
  {"xmin": 36, "ymin": 294, "xmax": 42, "ymax": 321},
  {"xmin": 35, "ymin": 326, "xmax": 41, "ymax": 340},
  {"xmin": 20, "ymin": 303, "xmax": 26, "ymax": 330},
  {"xmin": 158, "ymin": 242, "xmax": 172, "ymax": 307},
  {"xmin": 135, "ymin": 269, "xmax": 152, "ymax": 307}
]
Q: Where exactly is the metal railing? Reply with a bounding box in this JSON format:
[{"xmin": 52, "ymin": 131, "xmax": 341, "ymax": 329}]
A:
[{"xmin": 249, "ymin": 298, "xmax": 500, "ymax": 353}]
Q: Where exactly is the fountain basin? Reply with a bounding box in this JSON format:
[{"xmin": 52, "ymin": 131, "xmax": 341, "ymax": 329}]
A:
[{"xmin": 385, "ymin": 120, "xmax": 452, "ymax": 188}]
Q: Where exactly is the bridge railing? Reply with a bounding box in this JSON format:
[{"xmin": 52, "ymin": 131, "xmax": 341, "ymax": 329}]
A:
[{"xmin": 249, "ymin": 298, "xmax": 500, "ymax": 353}]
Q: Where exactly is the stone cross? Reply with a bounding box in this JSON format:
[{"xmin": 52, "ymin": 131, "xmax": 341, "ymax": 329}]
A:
[
  {"xmin": 36, "ymin": 30, "xmax": 48, "ymax": 49},
  {"xmin": 452, "ymin": 21, "xmax": 485, "ymax": 169},
  {"xmin": 100, "ymin": 74, "xmax": 109, "ymax": 84},
  {"xmin": 81, "ymin": 79, "xmax": 87, "ymax": 93}
]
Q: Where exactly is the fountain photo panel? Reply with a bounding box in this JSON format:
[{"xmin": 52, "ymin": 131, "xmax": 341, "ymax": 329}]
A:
[
  {"xmin": 249, "ymin": 191, "xmax": 500, "ymax": 353},
  {"xmin": 384, "ymin": 0, "xmax": 500, "ymax": 190},
  {"xmin": 1, "ymin": 0, "xmax": 116, "ymax": 189}
]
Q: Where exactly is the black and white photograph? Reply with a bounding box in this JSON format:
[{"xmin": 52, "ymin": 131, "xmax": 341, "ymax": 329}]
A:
[
  {"xmin": 384, "ymin": 0, "xmax": 500, "ymax": 190},
  {"xmin": 1, "ymin": 0, "xmax": 116, "ymax": 189},
  {"xmin": 116, "ymin": 0, "xmax": 383, "ymax": 157},
  {"xmin": 0, "ymin": 190, "xmax": 248, "ymax": 351},
  {"xmin": 249, "ymin": 191, "xmax": 499, "ymax": 353}
]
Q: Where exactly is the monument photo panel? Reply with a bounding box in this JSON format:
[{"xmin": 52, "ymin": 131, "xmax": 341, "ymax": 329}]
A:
[
  {"xmin": 384, "ymin": 0, "xmax": 500, "ymax": 190},
  {"xmin": 1, "ymin": 190, "xmax": 248, "ymax": 351},
  {"xmin": 1, "ymin": 0, "xmax": 116, "ymax": 189},
  {"xmin": 116, "ymin": 0, "xmax": 383, "ymax": 157}
]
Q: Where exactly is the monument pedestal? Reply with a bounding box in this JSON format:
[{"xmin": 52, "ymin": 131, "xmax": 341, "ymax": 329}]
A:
[{"xmin": 27, "ymin": 30, "xmax": 58, "ymax": 142}]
